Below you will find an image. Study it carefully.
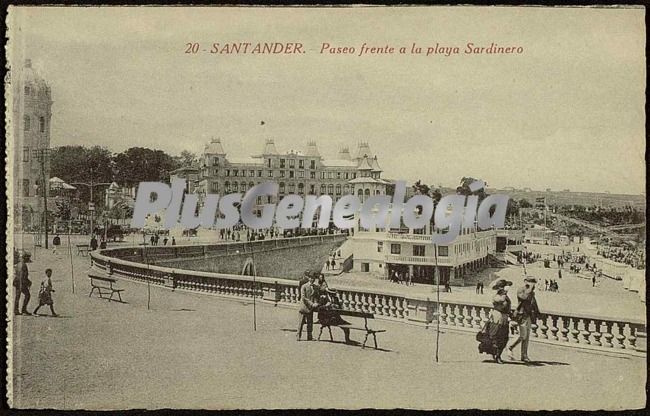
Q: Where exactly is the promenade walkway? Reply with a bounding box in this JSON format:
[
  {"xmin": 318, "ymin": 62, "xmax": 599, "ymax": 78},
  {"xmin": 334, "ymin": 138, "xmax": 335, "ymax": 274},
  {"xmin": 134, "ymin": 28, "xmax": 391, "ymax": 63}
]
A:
[{"xmin": 9, "ymin": 240, "xmax": 646, "ymax": 410}]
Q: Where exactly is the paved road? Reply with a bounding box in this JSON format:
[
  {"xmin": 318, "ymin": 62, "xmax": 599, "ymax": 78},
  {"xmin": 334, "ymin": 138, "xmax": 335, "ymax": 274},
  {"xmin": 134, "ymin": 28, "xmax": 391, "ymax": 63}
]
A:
[{"xmin": 9, "ymin": 244, "xmax": 646, "ymax": 410}]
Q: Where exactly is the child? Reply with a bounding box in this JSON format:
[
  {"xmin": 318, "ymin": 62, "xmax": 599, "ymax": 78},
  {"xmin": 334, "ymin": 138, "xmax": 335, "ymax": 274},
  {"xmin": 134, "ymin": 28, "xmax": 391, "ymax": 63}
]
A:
[{"xmin": 33, "ymin": 268, "xmax": 58, "ymax": 317}]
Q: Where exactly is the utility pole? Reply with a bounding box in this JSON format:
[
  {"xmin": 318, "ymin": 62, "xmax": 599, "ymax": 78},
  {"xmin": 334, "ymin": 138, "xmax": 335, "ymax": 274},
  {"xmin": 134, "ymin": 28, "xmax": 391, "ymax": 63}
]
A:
[
  {"xmin": 72, "ymin": 167, "xmax": 110, "ymax": 239},
  {"xmin": 32, "ymin": 148, "xmax": 51, "ymax": 249}
]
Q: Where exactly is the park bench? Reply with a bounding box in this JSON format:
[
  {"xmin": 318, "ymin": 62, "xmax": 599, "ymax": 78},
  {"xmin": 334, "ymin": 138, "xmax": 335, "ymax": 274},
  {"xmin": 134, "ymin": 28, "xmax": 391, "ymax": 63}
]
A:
[
  {"xmin": 88, "ymin": 271, "xmax": 125, "ymax": 302},
  {"xmin": 317, "ymin": 309, "xmax": 386, "ymax": 349},
  {"xmin": 77, "ymin": 244, "xmax": 90, "ymax": 256}
]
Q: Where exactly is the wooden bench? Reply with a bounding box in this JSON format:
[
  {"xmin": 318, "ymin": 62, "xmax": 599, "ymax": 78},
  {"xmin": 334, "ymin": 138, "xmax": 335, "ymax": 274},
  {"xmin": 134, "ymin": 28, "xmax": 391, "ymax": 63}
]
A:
[
  {"xmin": 88, "ymin": 271, "xmax": 125, "ymax": 302},
  {"xmin": 317, "ymin": 309, "xmax": 386, "ymax": 349},
  {"xmin": 77, "ymin": 244, "xmax": 90, "ymax": 256}
]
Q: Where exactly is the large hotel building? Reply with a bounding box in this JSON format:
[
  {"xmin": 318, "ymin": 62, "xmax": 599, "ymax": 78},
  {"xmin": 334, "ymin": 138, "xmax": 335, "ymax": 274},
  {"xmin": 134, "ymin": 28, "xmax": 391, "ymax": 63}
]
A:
[
  {"xmin": 174, "ymin": 138, "xmax": 391, "ymax": 203},
  {"xmin": 170, "ymin": 138, "xmax": 508, "ymax": 286}
]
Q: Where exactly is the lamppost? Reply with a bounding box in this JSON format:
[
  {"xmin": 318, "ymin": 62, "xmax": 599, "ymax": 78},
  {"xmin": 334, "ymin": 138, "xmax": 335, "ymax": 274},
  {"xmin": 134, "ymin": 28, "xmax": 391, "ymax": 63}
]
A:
[
  {"xmin": 71, "ymin": 167, "xmax": 111, "ymax": 238},
  {"xmin": 32, "ymin": 148, "xmax": 51, "ymax": 249}
]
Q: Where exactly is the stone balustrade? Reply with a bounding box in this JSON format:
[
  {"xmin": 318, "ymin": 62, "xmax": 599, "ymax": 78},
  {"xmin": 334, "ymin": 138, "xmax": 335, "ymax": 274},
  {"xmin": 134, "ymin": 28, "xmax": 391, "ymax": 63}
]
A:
[{"xmin": 90, "ymin": 244, "xmax": 646, "ymax": 356}]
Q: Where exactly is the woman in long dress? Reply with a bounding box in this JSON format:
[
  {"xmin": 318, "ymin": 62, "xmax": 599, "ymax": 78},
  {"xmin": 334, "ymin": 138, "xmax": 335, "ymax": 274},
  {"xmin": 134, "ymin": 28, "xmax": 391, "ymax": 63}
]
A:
[
  {"xmin": 317, "ymin": 289, "xmax": 352, "ymax": 343},
  {"xmin": 477, "ymin": 279, "xmax": 512, "ymax": 363}
]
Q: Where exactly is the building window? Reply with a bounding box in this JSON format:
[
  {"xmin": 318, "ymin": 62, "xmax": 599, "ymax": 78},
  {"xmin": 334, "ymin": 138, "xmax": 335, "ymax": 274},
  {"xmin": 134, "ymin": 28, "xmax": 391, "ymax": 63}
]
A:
[
  {"xmin": 343, "ymin": 184, "xmax": 350, "ymax": 194},
  {"xmin": 280, "ymin": 171, "xmax": 285, "ymax": 178},
  {"xmin": 279, "ymin": 182, "xmax": 285, "ymax": 193},
  {"xmin": 289, "ymin": 171, "xmax": 294, "ymax": 178},
  {"xmin": 225, "ymin": 169, "xmax": 230, "ymax": 177},
  {"xmin": 337, "ymin": 172, "xmax": 341, "ymax": 179},
  {"xmin": 39, "ymin": 117, "xmax": 45, "ymax": 133},
  {"xmin": 335, "ymin": 184, "xmax": 341, "ymax": 195},
  {"xmin": 233, "ymin": 169, "xmax": 239, "ymax": 177},
  {"xmin": 213, "ymin": 157, "xmax": 219, "ymax": 166},
  {"xmin": 310, "ymin": 160, "xmax": 316, "ymax": 169},
  {"xmin": 288, "ymin": 183, "xmax": 295, "ymax": 193},
  {"xmin": 299, "ymin": 159, "xmax": 304, "ymax": 169},
  {"xmin": 377, "ymin": 242, "xmax": 383, "ymax": 253},
  {"xmin": 328, "ymin": 184, "xmax": 334, "ymax": 195},
  {"xmin": 280, "ymin": 159, "xmax": 285, "ymax": 168},
  {"xmin": 298, "ymin": 183, "xmax": 304, "ymax": 195},
  {"xmin": 249, "ymin": 170, "xmax": 255, "ymax": 177},
  {"xmin": 298, "ymin": 171, "xmax": 304, "ymax": 178},
  {"xmin": 320, "ymin": 172, "xmax": 326, "ymax": 179},
  {"xmin": 361, "ymin": 263, "xmax": 370, "ymax": 272},
  {"xmin": 23, "ymin": 146, "xmax": 30, "ymax": 162},
  {"xmin": 267, "ymin": 159, "xmax": 272, "ymax": 168},
  {"xmin": 345, "ymin": 172, "xmax": 349, "ymax": 179},
  {"xmin": 390, "ymin": 244, "xmax": 401, "ymax": 255},
  {"xmin": 352, "ymin": 173, "xmax": 357, "ymax": 179},
  {"xmin": 289, "ymin": 159, "xmax": 295, "ymax": 168},
  {"xmin": 320, "ymin": 184, "xmax": 326, "ymax": 194},
  {"xmin": 438, "ymin": 246, "xmax": 449, "ymax": 257},
  {"xmin": 22, "ymin": 179, "xmax": 30, "ymax": 196},
  {"xmin": 232, "ymin": 182, "xmax": 238, "ymax": 192},
  {"xmin": 24, "ymin": 115, "xmax": 30, "ymax": 131},
  {"xmin": 268, "ymin": 170, "xmax": 273, "ymax": 178},
  {"xmin": 210, "ymin": 182, "xmax": 219, "ymax": 193},
  {"xmin": 310, "ymin": 172, "xmax": 316, "ymax": 179},
  {"xmin": 257, "ymin": 170, "xmax": 262, "ymax": 177},
  {"xmin": 309, "ymin": 184, "xmax": 315, "ymax": 194},
  {"xmin": 24, "ymin": 86, "xmax": 30, "ymax": 96},
  {"xmin": 224, "ymin": 181, "xmax": 230, "ymax": 192},
  {"xmin": 413, "ymin": 245, "xmax": 425, "ymax": 256},
  {"xmin": 328, "ymin": 172, "xmax": 333, "ymax": 179}
]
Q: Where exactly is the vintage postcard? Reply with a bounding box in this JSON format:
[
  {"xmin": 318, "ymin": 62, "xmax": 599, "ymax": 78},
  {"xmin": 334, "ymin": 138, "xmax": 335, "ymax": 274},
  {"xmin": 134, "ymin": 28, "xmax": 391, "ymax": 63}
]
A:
[{"xmin": 5, "ymin": 5, "xmax": 646, "ymax": 410}]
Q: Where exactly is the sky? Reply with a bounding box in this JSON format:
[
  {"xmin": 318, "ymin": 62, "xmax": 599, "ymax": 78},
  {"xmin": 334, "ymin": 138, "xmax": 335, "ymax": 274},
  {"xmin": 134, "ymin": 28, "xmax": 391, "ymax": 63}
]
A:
[{"xmin": 7, "ymin": 6, "xmax": 646, "ymax": 195}]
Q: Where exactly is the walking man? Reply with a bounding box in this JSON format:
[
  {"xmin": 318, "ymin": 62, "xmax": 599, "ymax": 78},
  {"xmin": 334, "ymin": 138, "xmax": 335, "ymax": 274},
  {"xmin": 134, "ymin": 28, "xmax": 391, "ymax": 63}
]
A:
[
  {"xmin": 297, "ymin": 274, "xmax": 319, "ymax": 341},
  {"xmin": 13, "ymin": 253, "xmax": 32, "ymax": 315},
  {"xmin": 507, "ymin": 277, "xmax": 540, "ymax": 362}
]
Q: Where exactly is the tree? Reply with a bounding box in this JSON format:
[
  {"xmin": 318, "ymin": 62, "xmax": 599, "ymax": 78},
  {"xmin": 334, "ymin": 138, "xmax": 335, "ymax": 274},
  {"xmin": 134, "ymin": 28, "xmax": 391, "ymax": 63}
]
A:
[
  {"xmin": 113, "ymin": 147, "xmax": 178, "ymax": 187},
  {"xmin": 49, "ymin": 145, "xmax": 114, "ymax": 206},
  {"xmin": 176, "ymin": 150, "xmax": 197, "ymax": 167},
  {"xmin": 412, "ymin": 180, "xmax": 431, "ymax": 196},
  {"xmin": 456, "ymin": 177, "xmax": 487, "ymax": 202}
]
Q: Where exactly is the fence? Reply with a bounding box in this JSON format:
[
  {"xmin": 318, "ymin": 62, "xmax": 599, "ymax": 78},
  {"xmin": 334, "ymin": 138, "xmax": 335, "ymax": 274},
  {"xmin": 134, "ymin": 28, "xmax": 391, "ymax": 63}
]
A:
[{"xmin": 90, "ymin": 240, "xmax": 646, "ymax": 356}]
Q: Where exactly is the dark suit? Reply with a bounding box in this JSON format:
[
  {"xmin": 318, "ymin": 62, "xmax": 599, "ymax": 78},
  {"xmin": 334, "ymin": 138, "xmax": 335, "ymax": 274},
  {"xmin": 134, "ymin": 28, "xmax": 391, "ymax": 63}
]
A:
[
  {"xmin": 13, "ymin": 261, "xmax": 31, "ymax": 314},
  {"xmin": 509, "ymin": 284, "xmax": 539, "ymax": 360},
  {"xmin": 297, "ymin": 283, "xmax": 317, "ymax": 340}
]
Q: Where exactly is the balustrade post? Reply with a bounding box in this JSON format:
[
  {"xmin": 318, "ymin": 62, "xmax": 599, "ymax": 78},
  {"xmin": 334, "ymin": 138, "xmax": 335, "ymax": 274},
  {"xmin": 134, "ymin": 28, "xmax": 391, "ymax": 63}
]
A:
[
  {"xmin": 560, "ymin": 317, "xmax": 570, "ymax": 342},
  {"xmin": 580, "ymin": 319, "xmax": 592, "ymax": 344},
  {"xmin": 627, "ymin": 325, "xmax": 638, "ymax": 350},
  {"xmin": 603, "ymin": 322, "xmax": 614, "ymax": 348},
  {"xmin": 539, "ymin": 314, "xmax": 549, "ymax": 339},
  {"xmin": 592, "ymin": 321, "xmax": 603, "ymax": 346},
  {"xmin": 550, "ymin": 316, "xmax": 559, "ymax": 341},
  {"xmin": 447, "ymin": 304, "xmax": 456, "ymax": 326},
  {"xmin": 615, "ymin": 322, "xmax": 626, "ymax": 349},
  {"xmin": 570, "ymin": 319, "xmax": 580, "ymax": 343}
]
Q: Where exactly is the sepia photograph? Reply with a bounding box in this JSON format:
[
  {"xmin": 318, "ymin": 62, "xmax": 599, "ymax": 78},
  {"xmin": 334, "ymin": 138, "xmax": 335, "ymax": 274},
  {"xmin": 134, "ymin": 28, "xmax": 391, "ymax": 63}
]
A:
[{"xmin": 5, "ymin": 5, "xmax": 647, "ymax": 410}]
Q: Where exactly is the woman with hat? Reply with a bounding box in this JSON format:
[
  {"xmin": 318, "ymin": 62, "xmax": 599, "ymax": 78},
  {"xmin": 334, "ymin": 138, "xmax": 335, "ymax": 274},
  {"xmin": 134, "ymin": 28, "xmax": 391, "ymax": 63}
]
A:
[
  {"xmin": 477, "ymin": 279, "xmax": 513, "ymax": 363},
  {"xmin": 317, "ymin": 288, "xmax": 352, "ymax": 343}
]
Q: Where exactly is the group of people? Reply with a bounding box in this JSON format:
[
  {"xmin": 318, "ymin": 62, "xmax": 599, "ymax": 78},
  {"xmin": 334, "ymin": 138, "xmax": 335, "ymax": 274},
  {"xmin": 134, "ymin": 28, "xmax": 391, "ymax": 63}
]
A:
[
  {"xmin": 390, "ymin": 270, "xmax": 414, "ymax": 285},
  {"xmin": 12, "ymin": 251, "xmax": 58, "ymax": 317},
  {"xmin": 297, "ymin": 271, "xmax": 352, "ymax": 343},
  {"xmin": 324, "ymin": 249, "xmax": 343, "ymax": 271},
  {"xmin": 475, "ymin": 281, "xmax": 485, "ymax": 294},
  {"xmin": 544, "ymin": 279, "xmax": 560, "ymax": 292},
  {"xmin": 147, "ymin": 233, "xmax": 175, "ymax": 246},
  {"xmin": 476, "ymin": 276, "xmax": 540, "ymax": 363},
  {"xmin": 598, "ymin": 245, "xmax": 645, "ymax": 269}
]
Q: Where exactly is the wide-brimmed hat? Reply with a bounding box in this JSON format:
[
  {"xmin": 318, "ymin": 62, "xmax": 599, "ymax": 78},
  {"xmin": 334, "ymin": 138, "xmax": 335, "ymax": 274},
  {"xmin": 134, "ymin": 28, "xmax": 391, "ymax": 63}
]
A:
[
  {"xmin": 492, "ymin": 279, "xmax": 513, "ymax": 290},
  {"xmin": 524, "ymin": 277, "xmax": 537, "ymax": 283}
]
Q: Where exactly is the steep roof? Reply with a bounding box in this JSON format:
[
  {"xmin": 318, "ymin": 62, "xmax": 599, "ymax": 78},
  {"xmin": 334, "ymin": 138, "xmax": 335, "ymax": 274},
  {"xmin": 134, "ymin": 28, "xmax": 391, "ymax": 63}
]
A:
[
  {"xmin": 262, "ymin": 139, "xmax": 279, "ymax": 155},
  {"xmin": 357, "ymin": 155, "xmax": 373, "ymax": 170},
  {"xmin": 338, "ymin": 147, "xmax": 352, "ymax": 160},
  {"xmin": 370, "ymin": 155, "xmax": 382, "ymax": 172},
  {"xmin": 204, "ymin": 137, "xmax": 226, "ymax": 154},
  {"xmin": 305, "ymin": 141, "xmax": 321, "ymax": 157},
  {"xmin": 355, "ymin": 142, "xmax": 372, "ymax": 159}
]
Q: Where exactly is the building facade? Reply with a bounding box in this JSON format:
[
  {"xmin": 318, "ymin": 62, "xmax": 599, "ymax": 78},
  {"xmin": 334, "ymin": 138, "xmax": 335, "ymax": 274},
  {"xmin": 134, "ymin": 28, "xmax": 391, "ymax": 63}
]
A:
[
  {"xmin": 196, "ymin": 138, "xmax": 390, "ymax": 204},
  {"xmin": 349, "ymin": 211, "xmax": 497, "ymax": 286},
  {"xmin": 10, "ymin": 59, "xmax": 53, "ymax": 230}
]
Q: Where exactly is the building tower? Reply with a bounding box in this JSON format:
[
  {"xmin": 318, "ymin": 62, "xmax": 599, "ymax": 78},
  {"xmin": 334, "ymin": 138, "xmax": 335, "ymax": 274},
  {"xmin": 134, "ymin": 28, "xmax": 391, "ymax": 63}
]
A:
[{"xmin": 11, "ymin": 59, "xmax": 53, "ymax": 230}]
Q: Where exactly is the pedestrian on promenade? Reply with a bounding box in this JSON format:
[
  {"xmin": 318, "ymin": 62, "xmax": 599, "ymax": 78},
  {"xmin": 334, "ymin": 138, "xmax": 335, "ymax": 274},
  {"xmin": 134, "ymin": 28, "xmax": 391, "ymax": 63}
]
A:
[
  {"xmin": 507, "ymin": 277, "xmax": 539, "ymax": 362},
  {"xmin": 13, "ymin": 253, "xmax": 32, "ymax": 315},
  {"xmin": 33, "ymin": 268, "xmax": 58, "ymax": 317},
  {"xmin": 297, "ymin": 274, "xmax": 319, "ymax": 341},
  {"xmin": 325, "ymin": 260, "xmax": 330, "ymax": 271},
  {"xmin": 331, "ymin": 258, "xmax": 336, "ymax": 270},
  {"xmin": 479, "ymin": 282, "xmax": 484, "ymax": 294},
  {"xmin": 154, "ymin": 234, "xmax": 159, "ymax": 246},
  {"xmin": 544, "ymin": 279, "xmax": 549, "ymax": 291},
  {"xmin": 90, "ymin": 235, "xmax": 98, "ymax": 251},
  {"xmin": 445, "ymin": 281, "xmax": 452, "ymax": 293},
  {"xmin": 476, "ymin": 281, "xmax": 481, "ymax": 294},
  {"xmin": 163, "ymin": 237, "xmax": 168, "ymax": 246},
  {"xmin": 150, "ymin": 234, "xmax": 155, "ymax": 246},
  {"xmin": 558, "ymin": 269, "xmax": 562, "ymax": 279},
  {"xmin": 171, "ymin": 237, "xmax": 176, "ymax": 246},
  {"xmin": 592, "ymin": 275, "xmax": 596, "ymax": 287},
  {"xmin": 408, "ymin": 272, "xmax": 413, "ymax": 286},
  {"xmin": 477, "ymin": 279, "xmax": 513, "ymax": 363}
]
